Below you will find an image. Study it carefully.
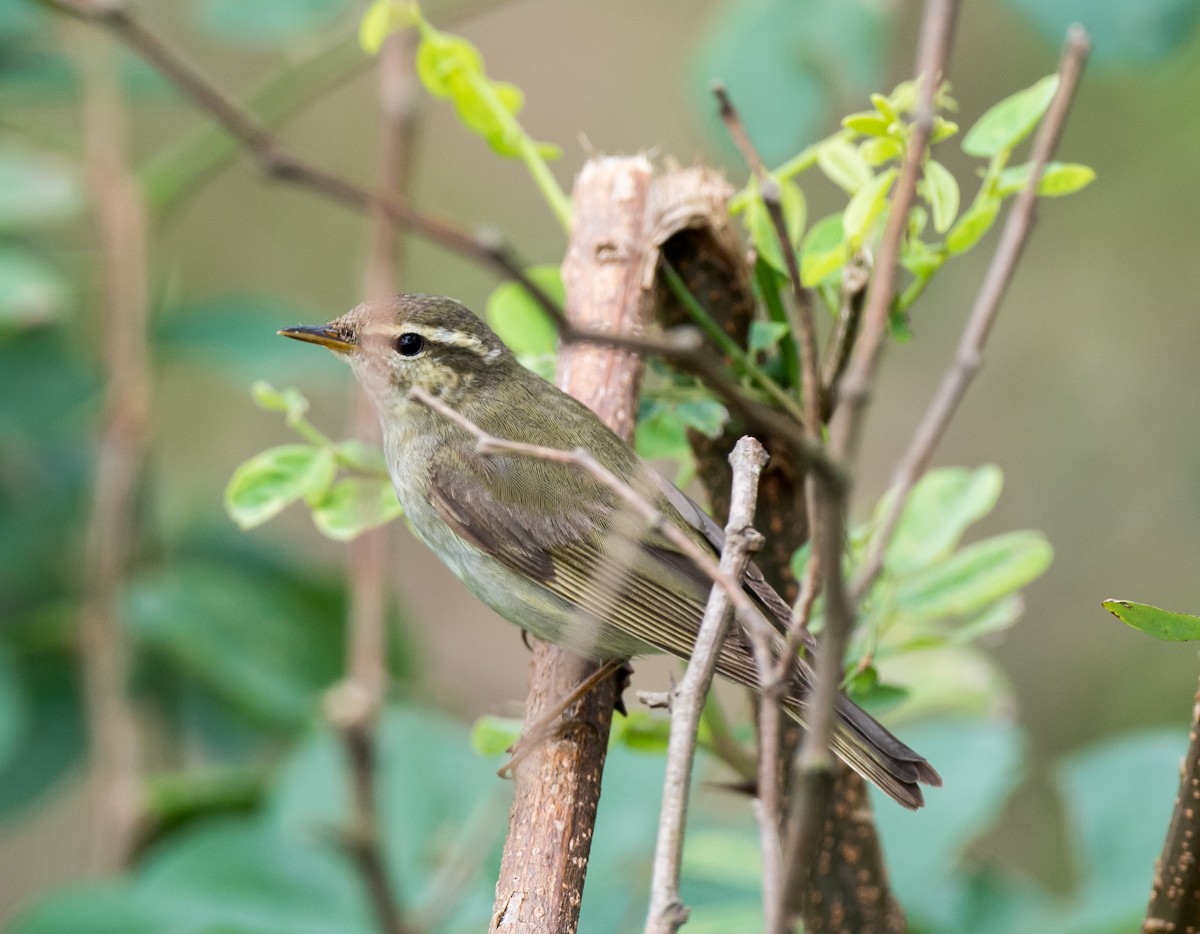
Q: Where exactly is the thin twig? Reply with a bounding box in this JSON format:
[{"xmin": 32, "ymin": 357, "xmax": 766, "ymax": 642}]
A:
[
  {"xmin": 71, "ymin": 21, "xmax": 147, "ymax": 875},
  {"xmin": 333, "ymin": 32, "xmax": 420, "ymax": 934},
  {"xmin": 782, "ymin": 0, "xmax": 961, "ymax": 919},
  {"xmin": 645, "ymin": 437, "xmax": 769, "ymax": 934},
  {"xmin": 850, "ymin": 26, "xmax": 1091, "ymax": 601},
  {"xmin": 40, "ymin": 0, "xmax": 562, "ymax": 318},
  {"xmin": 829, "ymin": 0, "xmax": 961, "ymax": 464},
  {"xmin": 712, "ymin": 83, "xmax": 822, "ymax": 435},
  {"xmin": 324, "ymin": 683, "xmax": 416, "ymax": 934}
]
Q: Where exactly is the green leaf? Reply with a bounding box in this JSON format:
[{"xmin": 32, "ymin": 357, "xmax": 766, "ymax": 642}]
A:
[
  {"xmin": 817, "ymin": 136, "xmax": 874, "ymax": 193},
  {"xmin": 945, "ymin": 193, "xmax": 1001, "ymax": 254},
  {"xmin": 333, "ymin": 439, "xmax": 387, "ymax": 474},
  {"xmin": 883, "ymin": 465, "xmax": 1004, "ymax": 574},
  {"xmin": 251, "ymin": 381, "xmax": 309, "ymax": 419},
  {"xmin": 743, "ymin": 179, "xmax": 806, "ymax": 276},
  {"xmin": 874, "ymin": 718, "xmax": 1027, "ymax": 924},
  {"xmin": 0, "ymin": 149, "xmax": 82, "ymax": 231},
  {"xmin": 415, "ymin": 30, "xmax": 484, "ymax": 98},
  {"xmin": 897, "ymin": 530, "xmax": 1052, "ymax": 621},
  {"xmin": 8, "ymin": 885, "xmax": 170, "ymax": 934},
  {"xmin": 225, "ymin": 444, "xmax": 337, "ymax": 530},
  {"xmin": 359, "ymin": 0, "xmax": 419, "ymax": 54},
  {"xmin": 748, "ymin": 320, "xmax": 790, "ymax": 355},
  {"xmin": 1055, "ymin": 731, "xmax": 1185, "ymax": 932},
  {"xmin": 127, "ymin": 563, "xmax": 345, "ymax": 728},
  {"xmin": 485, "ymin": 264, "xmax": 562, "ymax": 360},
  {"xmin": 842, "ymin": 111, "xmax": 890, "ymax": 136},
  {"xmin": 921, "ymin": 159, "xmax": 960, "ymax": 233},
  {"xmin": 470, "ymin": 714, "xmax": 522, "ymax": 757},
  {"xmin": 635, "ymin": 404, "xmax": 695, "ymax": 484},
  {"xmin": 1006, "ymin": 0, "xmax": 1200, "ymax": 63},
  {"xmin": 800, "ymin": 213, "xmax": 850, "ymax": 285},
  {"xmin": 962, "ymin": 75, "xmax": 1059, "ymax": 158},
  {"xmin": 310, "ymin": 476, "xmax": 403, "ymax": 541},
  {"xmin": 859, "ymin": 135, "xmax": 903, "ymax": 166},
  {"xmin": 843, "ymin": 166, "xmax": 897, "ymax": 243},
  {"xmin": 195, "ymin": 0, "xmax": 350, "ymax": 44},
  {"xmin": 996, "ymin": 161, "xmax": 1097, "ymax": 198},
  {"xmin": 615, "ymin": 710, "xmax": 671, "ymax": 753},
  {"xmin": 0, "ymin": 246, "xmax": 70, "ymax": 331},
  {"xmin": 0, "ymin": 651, "xmax": 83, "ymax": 816},
  {"xmin": 674, "ymin": 398, "xmax": 728, "ymax": 439},
  {"xmin": 877, "ymin": 648, "xmax": 1012, "ymax": 723},
  {"xmin": 1103, "ymin": 599, "xmax": 1200, "ymax": 642}
]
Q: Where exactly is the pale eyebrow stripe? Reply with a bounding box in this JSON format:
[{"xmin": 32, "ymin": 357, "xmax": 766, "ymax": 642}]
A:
[{"xmin": 361, "ymin": 323, "xmax": 493, "ymax": 358}]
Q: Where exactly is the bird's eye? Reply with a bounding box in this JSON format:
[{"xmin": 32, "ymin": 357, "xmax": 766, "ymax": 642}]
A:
[{"xmin": 394, "ymin": 332, "xmax": 425, "ymax": 357}]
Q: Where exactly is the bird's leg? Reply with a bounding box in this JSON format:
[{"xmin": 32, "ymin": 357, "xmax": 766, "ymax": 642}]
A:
[{"xmin": 497, "ymin": 658, "xmax": 630, "ymax": 778}]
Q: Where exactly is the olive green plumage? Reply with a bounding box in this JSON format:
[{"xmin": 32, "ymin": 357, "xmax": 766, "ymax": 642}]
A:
[{"xmin": 280, "ymin": 293, "xmax": 941, "ymax": 809}]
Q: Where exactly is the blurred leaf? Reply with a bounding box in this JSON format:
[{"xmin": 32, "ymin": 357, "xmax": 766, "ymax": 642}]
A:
[
  {"xmin": 225, "ymin": 444, "xmax": 337, "ymax": 530},
  {"xmin": 996, "ymin": 161, "xmax": 1096, "ymax": 198},
  {"xmin": 127, "ymin": 563, "xmax": 345, "ymax": 728},
  {"xmin": 1054, "ymin": 730, "xmax": 1184, "ymax": 933},
  {"xmin": 859, "ymin": 135, "xmax": 904, "ymax": 166},
  {"xmin": 614, "ymin": 710, "xmax": 672, "ymax": 753},
  {"xmin": 800, "ymin": 213, "xmax": 850, "ymax": 285},
  {"xmin": 879, "ymin": 647, "xmax": 1013, "ymax": 722},
  {"xmin": 818, "ymin": 136, "xmax": 874, "ymax": 193},
  {"xmin": 252, "ymin": 381, "xmax": 310, "ymax": 419},
  {"xmin": 921, "ymin": 159, "xmax": 961, "ymax": 233},
  {"xmin": 1103, "ymin": 599, "xmax": 1200, "ymax": 642},
  {"xmin": 0, "ymin": 331, "xmax": 95, "ymax": 440},
  {"xmin": 843, "ymin": 110, "xmax": 890, "ymax": 136},
  {"xmin": 843, "ymin": 166, "xmax": 896, "ymax": 243},
  {"xmin": 846, "ymin": 665, "xmax": 910, "ymax": 717},
  {"xmin": 962, "ymin": 75, "xmax": 1059, "ymax": 158},
  {"xmin": 359, "ymin": 0, "xmax": 420, "ymax": 54},
  {"xmin": 1004, "ymin": 0, "xmax": 1200, "ymax": 62},
  {"xmin": 0, "ymin": 640, "xmax": 28, "ymax": 772},
  {"xmin": 884, "ymin": 465, "xmax": 1004, "ymax": 574},
  {"xmin": 8, "ymin": 886, "xmax": 170, "ymax": 934},
  {"xmin": 875, "ymin": 718, "xmax": 1027, "ymax": 928},
  {"xmin": 897, "ymin": 530, "xmax": 1052, "ymax": 621},
  {"xmin": 674, "ymin": 398, "xmax": 728, "ymax": 439},
  {"xmin": 747, "ymin": 320, "xmax": 790, "ymax": 355},
  {"xmin": 485, "ymin": 265, "xmax": 562, "ymax": 360},
  {"xmin": 469, "ymin": 714, "xmax": 522, "ymax": 757},
  {"xmin": 156, "ymin": 296, "xmax": 343, "ymax": 379},
  {"xmin": 743, "ymin": 179, "xmax": 806, "ymax": 276},
  {"xmin": 142, "ymin": 766, "xmax": 267, "ymax": 842},
  {"xmin": 0, "ymin": 149, "xmax": 82, "ymax": 230},
  {"xmin": 635, "ymin": 403, "xmax": 695, "ymax": 484},
  {"xmin": 950, "ymin": 595, "xmax": 1025, "ymax": 645},
  {"xmin": 0, "ymin": 2, "xmax": 45, "ymax": 41},
  {"xmin": 333, "ymin": 439, "xmax": 387, "ymax": 475},
  {"xmin": 195, "ymin": 0, "xmax": 352, "ymax": 44},
  {"xmin": 0, "ymin": 246, "xmax": 70, "ymax": 331},
  {"xmin": 310, "ymin": 476, "xmax": 403, "ymax": 541},
  {"xmin": 0, "ymin": 650, "xmax": 83, "ymax": 816},
  {"xmin": 691, "ymin": 0, "xmax": 888, "ymax": 165},
  {"xmin": 945, "ymin": 193, "xmax": 1002, "ymax": 255}
]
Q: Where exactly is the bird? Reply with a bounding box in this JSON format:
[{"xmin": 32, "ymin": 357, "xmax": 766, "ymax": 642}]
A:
[{"xmin": 280, "ymin": 293, "xmax": 941, "ymax": 808}]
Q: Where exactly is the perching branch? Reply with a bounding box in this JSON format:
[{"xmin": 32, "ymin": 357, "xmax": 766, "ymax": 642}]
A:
[
  {"xmin": 645, "ymin": 437, "xmax": 769, "ymax": 934},
  {"xmin": 851, "ymin": 25, "xmax": 1091, "ymax": 601}
]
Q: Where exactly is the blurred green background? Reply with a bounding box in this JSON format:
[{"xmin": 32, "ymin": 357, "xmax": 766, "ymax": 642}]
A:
[{"xmin": 4, "ymin": 0, "xmax": 1200, "ymax": 930}]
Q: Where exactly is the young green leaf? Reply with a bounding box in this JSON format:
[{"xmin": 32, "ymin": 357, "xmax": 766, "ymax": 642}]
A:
[
  {"xmin": 996, "ymin": 161, "xmax": 1096, "ymax": 198},
  {"xmin": 614, "ymin": 710, "xmax": 672, "ymax": 753},
  {"xmin": 896, "ymin": 530, "xmax": 1052, "ymax": 621},
  {"xmin": 251, "ymin": 381, "xmax": 309, "ymax": 419},
  {"xmin": 920, "ymin": 159, "xmax": 960, "ymax": 233},
  {"xmin": 800, "ymin": 213, "xmax": 850, "ymax": 285},
  {"xmin": 962, "ymin": 74, "xmax": 1059, "ymax": 158},
  {"xmin": 310, "ymin": 476, "xmax": 403, "ymax": 541},
  {"xmin": 485, "ymin": 264, "xmax": 562, "ymax": 360},
  {"xmin": 742, "ymin": 179, "xmax": 806, "ymax": 276},
  {"xmin": 469, "ymin": 714, "xmax": 523, "ymax": 756},
  {"xmin": 748, "ymin": 320, "xmax": 790, "ymax": 355},
  {"xmin": 843, "ymin": 166, "xmax": 897, "ymax": 244},
  {"xmin": 859, "ymin": 136, "xmax": 904, "ymax": 166},
  {"xmin": 1103, "ymin": 600, "xmax": 1200, "ymax": 642},
  {"xmin": 945, "ymin": 193, "xmax": 1001, "ymax": 254},
  {"xmin": 883, "ymin": 465, "xmax": 1003, "ymax": 574},
  {"xmin": 817, "ymin": 136, "xmax": 873, "ymax": 193},
  {"xmin": 225, "ymin": 445, "xmax": 337, "ymax": 530},
  {"xmin": 674, "ymin": 398, "xmax": 728, "ymax": 438},
  {"xmin": 842, "ymin": 111, "xmax": 890, "ymax": 137}
]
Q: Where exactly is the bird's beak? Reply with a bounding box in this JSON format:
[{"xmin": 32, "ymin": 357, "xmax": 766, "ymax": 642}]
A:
[{"xmin": 278, "ymin": 324, "xmax": 357, "ymax": 354}]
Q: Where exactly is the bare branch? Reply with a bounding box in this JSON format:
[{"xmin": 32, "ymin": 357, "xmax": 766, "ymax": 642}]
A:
[
  {"xmin": 829, "ymin": 0, "xmax": 961, "ymax": 464},
  {"xmin": 70, "ymin": 21, "xmax": 147, "ymax": 875},
  {"xmin": 646, "ymin": 437, "xmax": 769, "ymax": 934},
  {"xmin": 851, "ymin": 26, "xmax": 1091, "ymax": 600},
  {"xmin": 40, "ymin": 0, "xmax": 560, "ymax": 313}
]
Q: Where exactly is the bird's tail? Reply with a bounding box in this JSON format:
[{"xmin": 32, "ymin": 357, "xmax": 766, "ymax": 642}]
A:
[{"xmin": 786, "ymin": 694, "xmax": 942, "ymax": 810}]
